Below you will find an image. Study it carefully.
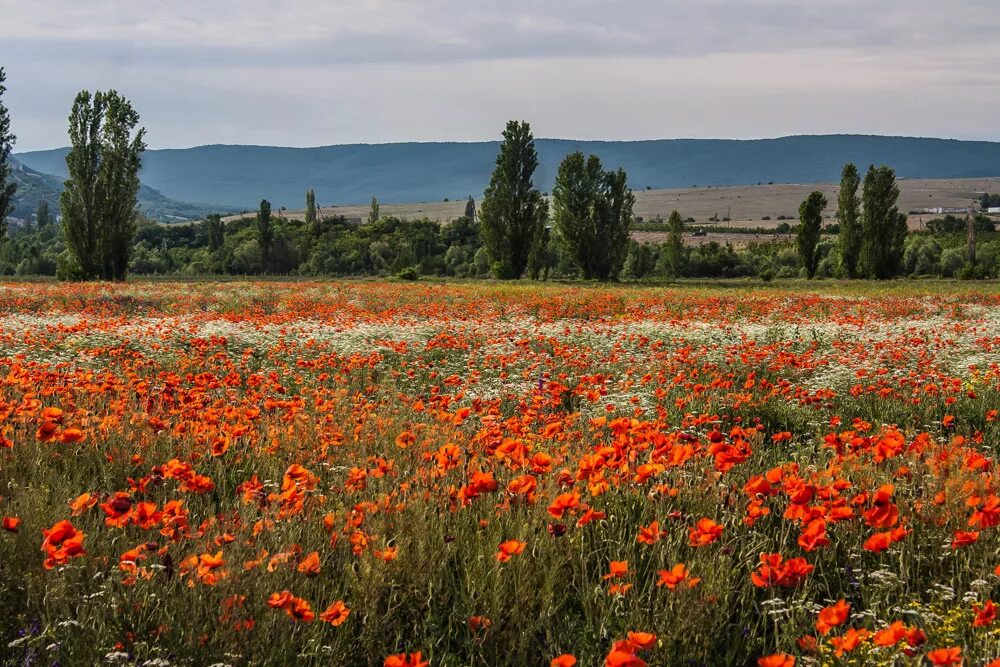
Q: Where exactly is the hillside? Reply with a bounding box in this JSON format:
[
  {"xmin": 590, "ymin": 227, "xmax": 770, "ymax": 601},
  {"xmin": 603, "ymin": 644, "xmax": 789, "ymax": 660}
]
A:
[
  {"xmin": 6, "ymin": 158, "xmax": 238, "ymax": 223},
  {"xmin": 240, "ymin": 176, "xmax": 998, "ymax": 228},
  {"xmin": 16, "ymin": 135, "xmax": 1000, "ymax": 211}
]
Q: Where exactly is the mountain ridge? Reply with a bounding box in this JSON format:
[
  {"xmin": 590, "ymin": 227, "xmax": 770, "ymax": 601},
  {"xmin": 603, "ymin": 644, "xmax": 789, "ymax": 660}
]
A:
[
  {"xmin": 6, "ymin": 157, "xmax": 240, "ymax": 223},
  {"xmin": 16, "ymin": 134, "xmax": 1000, "ymax": 212}
]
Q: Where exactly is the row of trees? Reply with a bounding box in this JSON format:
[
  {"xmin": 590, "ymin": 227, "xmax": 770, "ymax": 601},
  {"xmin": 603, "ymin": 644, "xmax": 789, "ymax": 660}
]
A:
[
  {"xmin": 0, "ymin": 74, "xmax": 991, "ymax": 282},
  {"xmin": 2, "ymin": 193, "xmax": 997, "ymax": 279},
  {"xmin": 795, "ymin": 163, "xmax": 910, "ymax": 280},
  {"xmin": 480, "ymin": 121, "xmax": 636, "ymax": 281}
]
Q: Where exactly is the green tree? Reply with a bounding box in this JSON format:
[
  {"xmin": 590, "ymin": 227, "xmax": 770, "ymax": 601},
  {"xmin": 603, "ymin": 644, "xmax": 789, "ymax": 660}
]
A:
[
  {"xmin": 837, "ymin": 163, "xmax": 862, "ymax": 278},
  {"xmin": 860, "ymin": 165, "xmax": 907, "ymax": 279},
  {"xmin": 665, "ymin": 210, "xmax": 686, "ymax": 278},
  {"xmin": 368, "ymin": 195, "xmax": 380, "ymax": 224},
  {"xmin": 305, "ymin": 189, "xmax": 317, "ymax": 228},
  {"xmin": 797, "ymin": 191, "xmax": 827, "ymax": 279},
  {"xmin": 552, "ymin": 152, "xmax": 601, "ymax": 278},
  {"xmin": 0, "ymin": 67, "xmax": 16, "ymax": 239},
  {"xmin": 479, "ymin": 120, "xmax": 547, "ymax": 279},
  {"xmin": 36, "ymin": 199, "xmax": 50, "ymax": 228},
  {"xmin": 464, "ymin": 196, "xmax": 476, "ymax": 221},
  {"xmin": 60, "ymin": 90, "xmax": 146, "ymax": 280},
  {"xmin": 527, "ymin": 223, "xmax": 554, "ymax": 281},
  {"xmin": 256, "ymin": 199, "xmax": 273, "ymax": 269},
  {"xmin": 205, "ymin": 213, "xmax": 224, "ymax": 252},
  {"xmin": 550, "ymin": 151, "xmax": 634, "ymax": 281}
]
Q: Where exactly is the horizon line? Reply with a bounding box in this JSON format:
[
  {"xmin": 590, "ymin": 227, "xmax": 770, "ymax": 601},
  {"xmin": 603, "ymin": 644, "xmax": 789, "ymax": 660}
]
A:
[{"xmin": 15, "ymin": 132, "xmax": 1000, "ymax": 155}]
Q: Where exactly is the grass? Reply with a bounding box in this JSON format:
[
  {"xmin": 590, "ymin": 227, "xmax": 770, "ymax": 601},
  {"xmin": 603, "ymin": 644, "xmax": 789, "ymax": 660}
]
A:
[{"xmin": 0, "ymin": 280, "xmax": 999, "ymax": 666}]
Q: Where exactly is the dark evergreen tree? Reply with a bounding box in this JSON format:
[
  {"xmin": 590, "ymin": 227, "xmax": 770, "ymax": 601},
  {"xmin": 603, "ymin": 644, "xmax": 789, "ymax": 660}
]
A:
[
  {"xmin": 305, "ymin": 190, "xmax": 317, "ymax": 228},
  {"xmin": 797, "ymin": 191, "xmax": 826, "ymax": 279},
  {"xmin": 0, "ymin": 67, "xmax": 16, "ymax": 239},
  {"xmin": 479, "ymin": 121, "xmax": 547, "ymax": 279},
  {"xmin": 61, "ymin": 90, "xmax": 146, "ymax": 280},
  {"xmin": 36, "ymin": 200, "xmax": 50, "ymax": 228},
  {"xmin": 464, "ymin": 196, "xmax": 476, "ymax": 221},
  {"xmin": 256, "ymin": 199, "xmax": 273, "ymax": 269},
  {"xmin": 837, "ymin": 163, "xmax": 862, "ymax": 278},
  {"xmin": 205, "ymin": 213, "xmax": 225, "ymax": 252}
]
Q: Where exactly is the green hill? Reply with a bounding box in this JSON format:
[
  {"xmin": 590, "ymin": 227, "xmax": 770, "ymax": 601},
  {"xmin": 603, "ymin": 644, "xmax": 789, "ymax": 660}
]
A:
[
  {"xmin": 7, "ymin": 158, "xmax": 238, "ymax": 223},
  {"xmin": 16, "ymin": 134, "xmax": 1000, "ymax": 212}
]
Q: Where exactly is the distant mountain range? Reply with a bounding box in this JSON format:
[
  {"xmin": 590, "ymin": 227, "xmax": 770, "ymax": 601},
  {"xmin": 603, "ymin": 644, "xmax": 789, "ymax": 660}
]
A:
[
  {"xmin": 15, "ymin": 134, "xmax": 1000, "ymax": 215},
  {"xmin": 7, "ymin": 157, "xmax": 238, "ymax": 223}
]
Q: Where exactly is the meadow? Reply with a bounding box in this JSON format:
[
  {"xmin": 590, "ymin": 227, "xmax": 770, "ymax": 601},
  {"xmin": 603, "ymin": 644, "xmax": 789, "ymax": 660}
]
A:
[{"xmin": 1, "ymin": 279, "xmax": 999, "ymax": 666}]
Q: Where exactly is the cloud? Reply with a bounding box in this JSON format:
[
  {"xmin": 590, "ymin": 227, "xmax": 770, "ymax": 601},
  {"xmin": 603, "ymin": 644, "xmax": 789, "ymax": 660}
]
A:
[{"xmin": 4, "ymin": 0, "xmax": 1000, "ymax": 149}]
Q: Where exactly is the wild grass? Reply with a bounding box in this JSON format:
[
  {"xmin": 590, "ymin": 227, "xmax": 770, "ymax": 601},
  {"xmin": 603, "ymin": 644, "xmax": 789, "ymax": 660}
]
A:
[{"xmin": 0, "ymin": 280, "xmax": 999, "ymax": 666}]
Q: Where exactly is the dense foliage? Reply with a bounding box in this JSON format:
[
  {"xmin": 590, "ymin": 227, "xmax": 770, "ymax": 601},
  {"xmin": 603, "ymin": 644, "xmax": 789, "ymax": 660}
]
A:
[
  {"xmin": 1, "ymin": 208, "xmax": 999, "ymax": 281},
  {"xmin": 552, "ymin": 152, "xmax": 635, "ymax": 281}
]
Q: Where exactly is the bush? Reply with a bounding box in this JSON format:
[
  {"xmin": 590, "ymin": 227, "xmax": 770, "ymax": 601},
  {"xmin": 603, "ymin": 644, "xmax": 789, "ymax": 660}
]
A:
[
  {"xmin": 396, "ymin": 266, "xmax": 420, "ymax": 281},
  {"xmin": 940, "ymin": 248, "xmax": 965, "ymax": 277}
]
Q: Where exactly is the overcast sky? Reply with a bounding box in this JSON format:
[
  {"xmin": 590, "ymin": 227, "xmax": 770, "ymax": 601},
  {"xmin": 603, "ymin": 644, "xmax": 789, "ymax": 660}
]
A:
[{"xmin": 4, "ymin": 0, "xmax": 1000, "ymax": 151}]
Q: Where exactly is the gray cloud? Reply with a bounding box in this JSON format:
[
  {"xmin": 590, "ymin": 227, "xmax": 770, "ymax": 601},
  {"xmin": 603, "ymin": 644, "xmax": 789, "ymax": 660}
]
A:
[{"xmin": 3, "ymin": 0, "xmax": 1000, "ymax": 150}]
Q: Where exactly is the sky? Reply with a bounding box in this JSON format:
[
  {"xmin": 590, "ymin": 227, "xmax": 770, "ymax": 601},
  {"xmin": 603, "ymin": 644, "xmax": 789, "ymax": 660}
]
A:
[{"xmin": 3, "ymin": 0, "xmax": 1000, "ymax": 151}]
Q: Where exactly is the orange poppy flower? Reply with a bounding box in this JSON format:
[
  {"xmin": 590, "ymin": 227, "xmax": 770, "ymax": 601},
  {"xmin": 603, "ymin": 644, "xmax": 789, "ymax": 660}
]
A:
[
  {"xmin": 384, "ymin": 652, "xmax": 428, "ymax": 667},
  {"xmin": 319, "ymin": 600, "xmax": 350, "ymax": 626},
  {"xmin": 603, "ymin": 560, "xmax": 628, "ymax": 580},
  {"xmin": 951, "ymin": 530, "xmax": 980, "ymax": 549},
  {"xmin": 297, "ymin": 551, "xmax": 321, "ymax": 576},
  {"xmin": 688, "ymin": 518, "xmax": 723, "ymax": 547},
  {"xmin": 657, "ymin": 563, "xmax": 699, "ymax": 590},
  {"xmin": 973, "ymin": 600, "xmax": 997, "ymax": 627},
  {"xmin": 926, "ymin": 647, "xmax": 962, "ymax": 666},
  {"xmin": 40, "ymin": 519, "xmax": 86, "ymax": 569},
  {"xmin": 636, "ymin": 520, "xmax": 664, "ymax": 545},
  {"xmin": 495, "ymin": 539, "xmax": 526, "ymax": 562},
  {"xmin": 815, "ymin": 599, "xmax": 850, "ymax": 635}
]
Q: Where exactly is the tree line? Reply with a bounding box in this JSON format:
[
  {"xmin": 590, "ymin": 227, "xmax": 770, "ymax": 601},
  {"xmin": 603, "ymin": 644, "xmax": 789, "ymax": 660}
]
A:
[{"xmin": 0, "ymin": 73, "xmax": 996, "ymax": 281}]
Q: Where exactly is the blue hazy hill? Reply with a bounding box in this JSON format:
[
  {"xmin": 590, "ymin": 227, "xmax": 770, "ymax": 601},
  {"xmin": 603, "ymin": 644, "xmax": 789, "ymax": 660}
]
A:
[{"xmin": 17, "ymin": 134, "xmax": 1000, "ymax": 211}]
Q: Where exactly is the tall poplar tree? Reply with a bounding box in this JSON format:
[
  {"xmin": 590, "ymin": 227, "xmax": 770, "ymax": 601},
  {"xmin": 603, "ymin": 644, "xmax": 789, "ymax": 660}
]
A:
[
  {"xmin": 797, "ymin": 191, "xmax": 827, "ymax": 279},
  {"xmin": 256, "ymin": 199, "xmax": 273, "ymax": 269},
  {"xmin": 36, "ymin": 200, "xmax": 51, "ymax": 228},
  {"xmin": 368, "ymin": 195, "xmax": 380, "ymax": 224},
  {"xmin": 479, "ymin": 120, "xmax": 547, "ymax": 279},
  {"xmin": 665, "ymin": 210, "xmax": 686, "ymax": 278},
  {"xmin": 205, "ymin": 213, "xmax": 225, "ymax": 252},
  {"xmin": 860, "ymin": 165, "xmax": 907, "ymax": 279},
  {"xmin": 0, "ymin": 67, "xmax": 16, "ymax": 240},
  {"xmin": 305, "ymin": 190, "xmax": 317, "ymax": 227},
  {"xmin": 837, "ymin": 163, "xmax": 862, "ymax": 278},
  {"xmin": 61, "ymin": 90, "xmax": 146, "ymax": 280}
]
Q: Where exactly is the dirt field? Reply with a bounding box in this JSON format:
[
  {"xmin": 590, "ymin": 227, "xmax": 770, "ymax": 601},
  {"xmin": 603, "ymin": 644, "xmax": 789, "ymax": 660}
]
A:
[{"xmin": 227, "ymin": 177, "xmax": 1000, "ymax": 235}]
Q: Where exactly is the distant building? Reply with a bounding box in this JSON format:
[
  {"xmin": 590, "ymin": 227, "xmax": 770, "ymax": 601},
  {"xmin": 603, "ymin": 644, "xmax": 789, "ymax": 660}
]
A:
[{"xmin": 988, "ymin": 207, "xmax": 1000, "ymax": 214}]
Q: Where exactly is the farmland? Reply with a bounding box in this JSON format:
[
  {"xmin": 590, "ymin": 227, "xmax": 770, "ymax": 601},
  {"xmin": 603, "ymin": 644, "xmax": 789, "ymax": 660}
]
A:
[
  {"xmin": 240, "ymin": 177, "xmax": 1000, "ymax": 231},
  {"xmin": 1, "ymin": 280, "xmax": 1000, "ymax": 666}
]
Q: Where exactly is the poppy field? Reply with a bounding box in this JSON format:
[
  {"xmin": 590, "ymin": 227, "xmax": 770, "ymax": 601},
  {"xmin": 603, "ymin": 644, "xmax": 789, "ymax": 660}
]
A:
[{"xmin": 2, "ymin": 280, "xmax": 1000, "ymax": 666}]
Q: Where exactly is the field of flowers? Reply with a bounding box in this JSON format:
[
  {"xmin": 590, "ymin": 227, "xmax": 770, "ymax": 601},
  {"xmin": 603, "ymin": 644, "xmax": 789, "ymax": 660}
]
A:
[{"xmin": 1, "ymin": 280, "xmax": 1000, "ymax": 666}]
